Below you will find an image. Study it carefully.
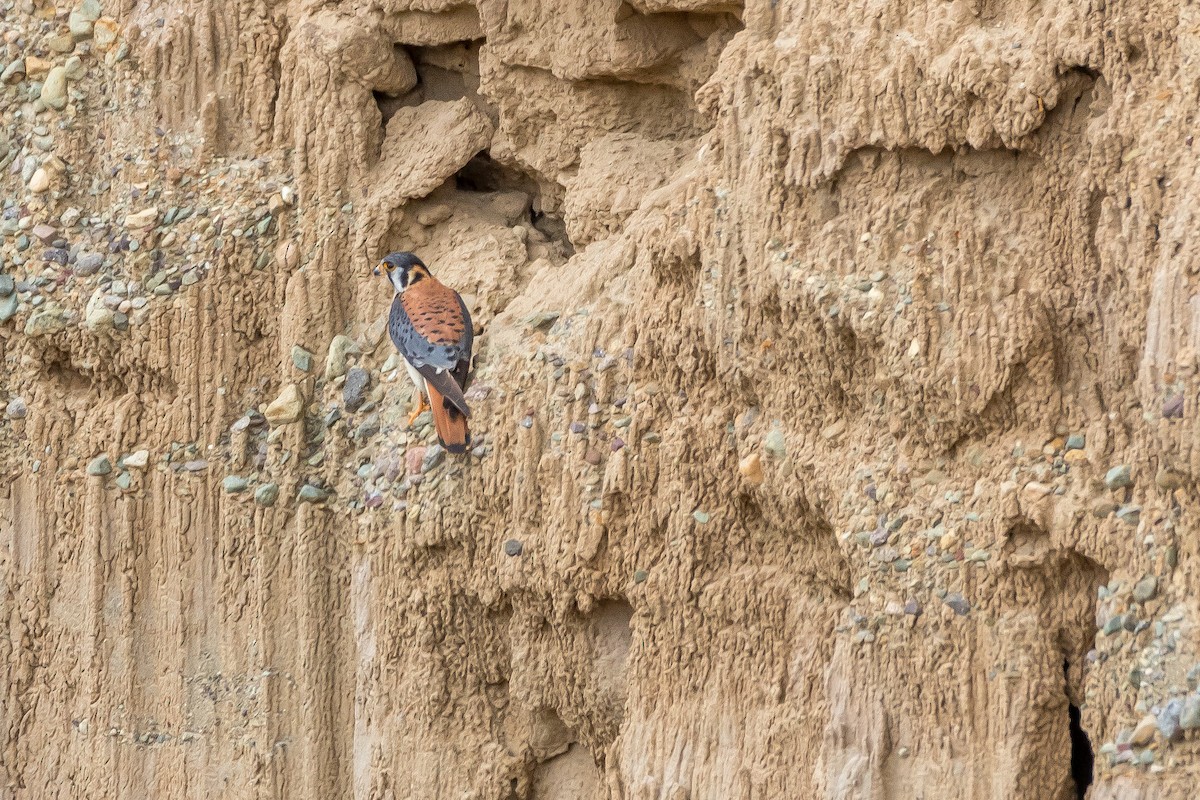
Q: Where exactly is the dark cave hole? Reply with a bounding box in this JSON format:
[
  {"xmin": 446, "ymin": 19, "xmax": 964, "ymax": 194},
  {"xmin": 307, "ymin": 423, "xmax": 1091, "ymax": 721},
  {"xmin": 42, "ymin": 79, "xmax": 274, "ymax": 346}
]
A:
[
  {"xmin": 454, "ymin": 151, "xmax": 537, "ymax": 195},
  {"xmin": 454, "ymin": 151, "xmax": 576, "ymax": 258},
  {"xmin": 1065, "ymin": 660, "xmax": 1094, "ymax": 800},
  {"xmin": 373, "ymin": 89, "xmax": 404, "ymax": 127}
]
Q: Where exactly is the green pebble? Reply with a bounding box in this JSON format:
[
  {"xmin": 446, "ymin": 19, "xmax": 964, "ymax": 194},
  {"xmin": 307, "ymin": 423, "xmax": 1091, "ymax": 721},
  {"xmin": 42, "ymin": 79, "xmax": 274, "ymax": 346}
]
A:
[
  {"xmin": 86, "ymin": 455, "xmax": 111, "ymax": 476},
  {"xmin": 223, "ymin": 475, "xmax": 249, "ymax": 494},
  {"xmin": 291, "ymin": 345, "xmax": 313, "ymax": 372},
  {"xmin": 255, "ymin": 483, "xmax": 279, "ymax": 506},
  {"xmin": 1105, "ymin": 464, "xmax": 1132, "ymax": 489},
  {"xmin": 298, "ymin": 484, "xmax": 328, "ymax": 503}
]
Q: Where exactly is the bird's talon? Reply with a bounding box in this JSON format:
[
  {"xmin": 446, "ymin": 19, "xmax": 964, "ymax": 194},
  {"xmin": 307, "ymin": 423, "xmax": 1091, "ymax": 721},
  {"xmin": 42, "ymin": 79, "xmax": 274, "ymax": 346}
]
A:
[{"xmin": 407, "ymin": 395, "xmax": 430, "ymax": 426}]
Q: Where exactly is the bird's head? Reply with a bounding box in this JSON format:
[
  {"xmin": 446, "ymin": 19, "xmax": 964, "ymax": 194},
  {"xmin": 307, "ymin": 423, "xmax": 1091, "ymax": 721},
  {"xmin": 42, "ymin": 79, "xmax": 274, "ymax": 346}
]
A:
[{"xmin": 374, "ymin": 252, "xmax": 429, "ymax": 293}]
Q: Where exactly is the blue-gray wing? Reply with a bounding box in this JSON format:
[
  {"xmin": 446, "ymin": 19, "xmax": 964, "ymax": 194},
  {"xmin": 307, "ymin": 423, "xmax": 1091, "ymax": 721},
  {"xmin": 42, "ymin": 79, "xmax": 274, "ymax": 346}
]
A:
[{"xmin": 388, "ymin": 294, "xmax": 473, "ymax": 415}]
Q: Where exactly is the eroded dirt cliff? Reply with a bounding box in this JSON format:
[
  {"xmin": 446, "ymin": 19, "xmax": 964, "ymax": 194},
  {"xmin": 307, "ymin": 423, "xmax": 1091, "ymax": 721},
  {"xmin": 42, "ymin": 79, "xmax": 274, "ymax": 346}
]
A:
[{"xmin": 1, "ymin": 0, "xmax": 1199, "ymax": 798}]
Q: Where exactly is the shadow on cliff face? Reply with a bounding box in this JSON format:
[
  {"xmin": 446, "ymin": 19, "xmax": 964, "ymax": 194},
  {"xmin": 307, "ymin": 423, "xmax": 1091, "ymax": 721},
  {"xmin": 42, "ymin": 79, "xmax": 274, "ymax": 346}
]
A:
[
  {"xmin": 1067, "ymin": 665, "xmax": 1094, "ymax": 800},
  {"xmin": 1002, "ymin": 518, "xmax": 1105, "ymax": 799},
  {"xmin": 374, "ymin": 40, "xmax": 489, "ymax": 125}
]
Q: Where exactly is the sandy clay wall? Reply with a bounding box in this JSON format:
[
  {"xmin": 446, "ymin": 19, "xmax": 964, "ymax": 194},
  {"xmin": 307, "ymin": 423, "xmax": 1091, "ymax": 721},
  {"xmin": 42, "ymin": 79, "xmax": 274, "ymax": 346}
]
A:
[{"xmin": 2, "ymin": 0, "xmax": 1200, "ymax": 797}]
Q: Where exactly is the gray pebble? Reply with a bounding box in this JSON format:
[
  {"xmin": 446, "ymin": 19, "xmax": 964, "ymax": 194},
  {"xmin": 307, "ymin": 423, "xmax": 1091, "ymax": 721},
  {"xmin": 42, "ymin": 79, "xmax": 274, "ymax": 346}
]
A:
[
  {"xmin": 1181, "ymin": 695, "xmax": 1200, "ymax": 730},
  {"xmin": 291, "ymin": 345, "xmax": 313, "ymax": 372},
  {"xmin": 222, "ymin": 475, "xmax": 248, "ymax": 494},
  {"xmin": 1104, "ymin": 464, "xmax": 1132, "ymax": 489},
  {"xmin": 1132, "ymin": 575, "xmax": 1157, "ymax": 603},
  {"xmin": 298, "ymin": 484, "xmax": 328, "ymax": 503},
  {"xmin": 944, "ymin": 593, "xmax": 970, "ymax": 615},
  {"xmin": 74, "ymin": 252, "xmax": 103, "ymax": 275},
  {"xmin": 1163, "ymin": 394, "xmax": 1184, "ymax": 419},
  {"xmin": 254, "ymin": 483, "xmax": 279, "ymax": 507},
  {"xmin": 354, "ymin": 413, "xmax": 381, "ymax": 441},
  {"xmin": 1157, "ymin": 699, "xmax": 1184, "ymax": 742},
  {"xmin": 5, "ymin": 396, "xmax": 26, "ymax": 419},
  {"xmin": 503, "ymin": 539, "xmax": 523, "ymax": 557},
  {"xmin": 343, "ymin": 367, "xmax": 370, "ymax": 412},
  {"xmin": 0, "ymin": 274, "xmax": 13, "ymax": 296},
  {"xmin": 1116, "ymin": 504, "xmax": 1141, "ymax": 526},
  {"xmin": 763, "ymin": 428, "xmax": 786, "ymax": 458},
  {"xmin": 422, "ymin": 444, "xmax": 445, "ymax": 472},
  {"xmin": 86, "ymin": 455, "xmax": 111, "ymax": 476}
]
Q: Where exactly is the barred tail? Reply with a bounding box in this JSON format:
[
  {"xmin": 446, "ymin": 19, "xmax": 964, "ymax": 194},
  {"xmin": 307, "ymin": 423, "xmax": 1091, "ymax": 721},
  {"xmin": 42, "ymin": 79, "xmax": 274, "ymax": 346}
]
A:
[{"xmin": 427, "ymin": 382, "xmax": 470, "ymax": 454}]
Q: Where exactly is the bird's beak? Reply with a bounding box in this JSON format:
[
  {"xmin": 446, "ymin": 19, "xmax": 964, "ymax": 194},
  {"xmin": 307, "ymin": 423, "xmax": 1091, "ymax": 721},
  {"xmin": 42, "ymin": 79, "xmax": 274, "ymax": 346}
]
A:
[{"xmin": 372, "ymin": 266, "xmax": 381, "ymax": 277}]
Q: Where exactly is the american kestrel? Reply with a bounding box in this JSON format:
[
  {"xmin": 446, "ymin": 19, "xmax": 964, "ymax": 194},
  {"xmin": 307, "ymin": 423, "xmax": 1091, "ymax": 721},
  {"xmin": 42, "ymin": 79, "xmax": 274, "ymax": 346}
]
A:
[{"xmin": 374, "ymin": 252, "xmax": 473, "ymax": 453}]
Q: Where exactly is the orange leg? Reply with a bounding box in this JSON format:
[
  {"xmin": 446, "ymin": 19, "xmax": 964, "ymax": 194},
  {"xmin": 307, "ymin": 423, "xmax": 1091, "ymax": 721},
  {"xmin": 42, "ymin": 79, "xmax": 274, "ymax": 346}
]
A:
[{"xmin": 407, "ymin": 391, "xmax": 430, "ymax": 426}]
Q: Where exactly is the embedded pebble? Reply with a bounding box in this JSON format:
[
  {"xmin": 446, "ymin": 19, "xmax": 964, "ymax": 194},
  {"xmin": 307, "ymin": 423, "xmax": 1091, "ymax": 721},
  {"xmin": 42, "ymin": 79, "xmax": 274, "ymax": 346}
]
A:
[
  {"xmin": 422, "ymin": 444, "xmax": 445, "ymax": 472},
  {"xmin": 943, "ymin": 593, "xmax": 970, "ymax": 615},
  {"xmin": 739, "ymin": 453, "xmax": 764, "ymax": 483},
  {"xmin": 255, "ymin": 483, "xmax": 280, "ymax": 507},
  {"xmin": 1157, "ymin": 699, "xmax": 1184, "ymax": 742},
  {"xmin": 1132, "ymin": 575, "xmax": 1158, "ymax": 603},
  {"xmin": 1116, "ymin": 505, "xmax": 1141, "ymax": 526},
  {"xmin": 1104, "ymin": 464, "xmax": 1132, "ymax": 489},
  {"xmin": 87, "ymin": 456, "xmax": 112, "ymax": 476},
  {"xmin": 504, "ymin": 539, "xmax": 523, "ymax": 557},
  {"xmin": 354, "ymin": 413, "xmax": 380, "ymax": 441},
  {"xmin": 29, "ymin": 168, "xmax": 50, "ymax": 193},
  {"xmin": 1181, "ymin": 695, "xmax": 1200, "ymax": 730},
  {"xmin": 223, "ymin": 476, "xmax": 249, "ymax": 494},
  {"xmin": 124, "ymin": 450, "xmax": 150, "ymax": 469},
  {"xmin": 75, "ymin": 253, "xmax": 104, "ymax": 275},
  {"xmin": 264, "ymin": 384, "xmax": 304, "ymax": 425},
  {"xmin": 763, "ymin": 428, "xmax": 786, "ymax": 458},
  {"xmin": 40, "ymin": 67, "xmax": 68, "ymax": 110},
  {"xmin": 291, "ymin": 345, "xmax": 313, "ymax": 372},
  {"xmin": 298, "ymin": 485, "xmax": 328, "ymax": 503},
  {"xmin": 1163, "ymin": 394, "xmax": 1184, "ymax": 418},
  {"xmin": 406, "ymin": 447, "xmax": 427, "ymax": 475},
  {"xmin": 324, "ymin": 334, "xmax": 359, "ymax": 380},
  {"xmin": 343, "ymin": 367, "xmax": 371, "ymax": 412},
  {"xmin": 5, "ymin": 397, "xmax": 27, "ymax": 419},
  {"xmin": 1130, "ymin": 715, "xmax": 1158, "ymax": 746}
]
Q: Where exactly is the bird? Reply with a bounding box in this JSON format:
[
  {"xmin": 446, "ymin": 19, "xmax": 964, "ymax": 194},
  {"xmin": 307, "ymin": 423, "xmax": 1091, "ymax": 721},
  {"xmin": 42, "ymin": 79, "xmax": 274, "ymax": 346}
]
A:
[{"xmin": 374, "ymin": 252, "xmax": 473, "ymax": 453}]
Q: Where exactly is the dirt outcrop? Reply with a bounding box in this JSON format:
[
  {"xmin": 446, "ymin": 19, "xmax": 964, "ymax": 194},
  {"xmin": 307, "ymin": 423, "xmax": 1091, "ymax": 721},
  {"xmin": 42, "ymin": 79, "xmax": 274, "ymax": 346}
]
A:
[{"xmin": 1, "ymin": 1, "xmax": 1199, "ymax": 798}]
